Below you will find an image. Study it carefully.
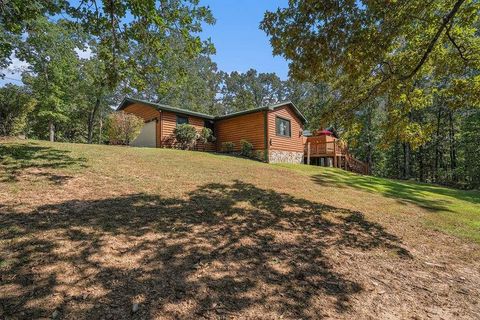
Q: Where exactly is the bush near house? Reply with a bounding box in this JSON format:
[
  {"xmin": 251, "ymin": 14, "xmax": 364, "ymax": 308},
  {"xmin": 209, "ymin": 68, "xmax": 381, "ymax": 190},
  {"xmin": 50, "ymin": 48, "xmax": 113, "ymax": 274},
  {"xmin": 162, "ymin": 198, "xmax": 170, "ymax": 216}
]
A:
[
  {"xmin": 221, "ymin": 141, "xmax": 235, "ymax": 153},
  {"xmin": 174, "ymin": 124, "xmax": 198, "ymax": 150},
  {"xmin": 240, "ymin": 139, "xmax": 253, "ymax": 157},
  {"xmin": 106, "ymin": 111, "xmax": 144, "ymax": 145},
  {"xmin": 197, "ymin": 127, "xmax": 215, "ymax": 150}
]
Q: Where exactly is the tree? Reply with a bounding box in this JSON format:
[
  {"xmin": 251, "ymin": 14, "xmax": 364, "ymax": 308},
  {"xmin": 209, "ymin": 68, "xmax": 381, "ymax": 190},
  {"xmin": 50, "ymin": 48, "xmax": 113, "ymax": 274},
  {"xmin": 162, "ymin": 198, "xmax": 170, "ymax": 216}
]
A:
[
  {"xmin": 76, "ymin": 51, "xmax": 112, "ymax": 144},
  {"xmin": 19, "ymin": 18, "xmax": 82, "ymax": 142},
  {"xmin": 125, "ymin": 38, "xmax": 220, "ymax": 115},
  {"xmin": 219, "ymin": 69, "xmax": 287, "ymax": 113},
  {"xmin": 1, "ymin": 0, "xmax": 215, "ymax": 88},
  {"xmin": 0, "ymin": 85, "xmax": 36, "ymax": 136},
  {"xmin": 461, "ymin": 109, "xmax": 480, "ymax": 187},
  {"xmin": 284, "ymin": 80, "xmax": 333, "ymax": 131},
  {"xmin": 261, "ymin": 0, "xmax": 480, "ymax": 138},
  {"xmin": 106, "ymin": 111, "xmax": 144, "ymax": 145}
]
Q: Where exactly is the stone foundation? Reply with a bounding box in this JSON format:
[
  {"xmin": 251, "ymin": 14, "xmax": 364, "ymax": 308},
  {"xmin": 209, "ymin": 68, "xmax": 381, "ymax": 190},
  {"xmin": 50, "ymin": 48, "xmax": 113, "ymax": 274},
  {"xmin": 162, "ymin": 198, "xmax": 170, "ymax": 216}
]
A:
[{"xmin": 268, "ymin": 150, "xmax": 304, "ymax": 164}]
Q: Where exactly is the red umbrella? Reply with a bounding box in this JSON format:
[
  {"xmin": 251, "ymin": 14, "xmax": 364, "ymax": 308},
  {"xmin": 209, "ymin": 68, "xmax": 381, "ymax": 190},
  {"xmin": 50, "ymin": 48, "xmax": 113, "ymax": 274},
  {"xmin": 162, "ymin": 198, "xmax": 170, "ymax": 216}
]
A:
[{"xmin": 317, "ymin": 129, "xmax": 332, "ymax": 136}]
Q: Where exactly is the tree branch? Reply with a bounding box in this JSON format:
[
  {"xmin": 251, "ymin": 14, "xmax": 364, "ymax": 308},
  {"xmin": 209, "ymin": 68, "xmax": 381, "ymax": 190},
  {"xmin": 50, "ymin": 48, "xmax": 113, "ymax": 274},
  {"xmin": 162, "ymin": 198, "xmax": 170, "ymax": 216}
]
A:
[
  {"xmin": 398, "ymin": 0, "xmax": 466, "ymax": 80},
  {"xmin": 446, "ymin": 23, "xmax": 469, "ymax": 63}
]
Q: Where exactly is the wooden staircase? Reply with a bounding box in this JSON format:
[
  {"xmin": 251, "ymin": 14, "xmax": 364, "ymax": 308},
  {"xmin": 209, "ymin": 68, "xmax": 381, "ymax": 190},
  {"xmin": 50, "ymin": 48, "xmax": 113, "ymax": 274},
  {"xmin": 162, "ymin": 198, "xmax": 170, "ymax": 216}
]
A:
[
  {"xmin": 342, "ymin": 149, "xmax": 369, "ymax": 175},
  {"xmin": 304, "ymin": 137, "xmax": 369, "ymax": 175}
]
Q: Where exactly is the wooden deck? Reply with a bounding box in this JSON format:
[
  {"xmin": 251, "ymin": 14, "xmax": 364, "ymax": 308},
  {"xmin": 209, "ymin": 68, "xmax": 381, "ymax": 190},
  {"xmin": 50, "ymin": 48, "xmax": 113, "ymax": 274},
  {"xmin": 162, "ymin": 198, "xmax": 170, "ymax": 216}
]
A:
[{"xmin": 304, "ymin": 137, "xmax": 369, "ymax": 175}]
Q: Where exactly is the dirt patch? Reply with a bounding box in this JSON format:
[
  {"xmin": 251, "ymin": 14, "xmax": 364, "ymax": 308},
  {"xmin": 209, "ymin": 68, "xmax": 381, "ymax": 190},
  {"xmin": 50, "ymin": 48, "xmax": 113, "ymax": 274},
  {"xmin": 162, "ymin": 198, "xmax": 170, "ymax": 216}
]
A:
[
  {"xmin": 1, "ymin": 141, "xmax": 479, "ymax": 319},
  {"xmin": 1, "ymin": 181, "xmax": 479, "ymax": 319}
]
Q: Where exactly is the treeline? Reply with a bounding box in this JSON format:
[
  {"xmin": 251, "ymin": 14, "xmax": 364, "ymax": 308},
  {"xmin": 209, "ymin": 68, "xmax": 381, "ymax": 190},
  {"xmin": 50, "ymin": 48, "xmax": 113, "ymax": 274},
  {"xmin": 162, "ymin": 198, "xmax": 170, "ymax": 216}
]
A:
[
  {"xmin": 260, "ymin": 0, "xmax": 480, "ymax": 189},
  {"xmin": 347, "ymin": 101, "xmax": 480, "ymax": 188}
]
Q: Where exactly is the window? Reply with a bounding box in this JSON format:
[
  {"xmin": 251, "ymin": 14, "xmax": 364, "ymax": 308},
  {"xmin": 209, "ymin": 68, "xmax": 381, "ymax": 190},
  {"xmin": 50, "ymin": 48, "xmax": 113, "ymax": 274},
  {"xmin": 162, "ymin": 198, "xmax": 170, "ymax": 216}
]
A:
[
  {"xmin": 176, "ymin": 115, "xmax": 188, "ymax": 126},
  {"xmin": 275, "ymin": 116, "xmax": 291, "ymax": 137}
]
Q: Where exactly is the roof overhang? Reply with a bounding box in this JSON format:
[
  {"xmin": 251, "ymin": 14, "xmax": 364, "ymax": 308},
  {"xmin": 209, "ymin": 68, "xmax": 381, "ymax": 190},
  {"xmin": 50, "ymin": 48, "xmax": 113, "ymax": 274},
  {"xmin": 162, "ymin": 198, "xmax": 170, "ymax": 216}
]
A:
[
  {"xmin": 117, "ymin": 98, "xmax": 307, "ymax": 124},
  {"xmin": 215, "ymin": 101, "xmax": 307, "ymax": 124},
  {"xmin": 117, "ymin": 97, "xmax": 215, "ymax": 120}
]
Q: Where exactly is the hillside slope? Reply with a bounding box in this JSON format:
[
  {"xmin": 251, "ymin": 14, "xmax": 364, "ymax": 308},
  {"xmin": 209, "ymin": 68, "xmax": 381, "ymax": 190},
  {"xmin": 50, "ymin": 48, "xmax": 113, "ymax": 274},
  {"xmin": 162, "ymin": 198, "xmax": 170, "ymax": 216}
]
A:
[{"xmin": 1, "ymin": 139, "xmax": 479, "ymax": 319}]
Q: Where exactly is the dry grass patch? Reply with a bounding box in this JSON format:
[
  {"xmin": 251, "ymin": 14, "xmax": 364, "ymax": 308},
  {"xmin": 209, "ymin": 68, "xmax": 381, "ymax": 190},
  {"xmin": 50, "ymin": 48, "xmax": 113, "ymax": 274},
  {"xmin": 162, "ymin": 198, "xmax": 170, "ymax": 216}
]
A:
[{"xmin": 1, "ymin": 140, "xmax": 479, "ymax": 319}]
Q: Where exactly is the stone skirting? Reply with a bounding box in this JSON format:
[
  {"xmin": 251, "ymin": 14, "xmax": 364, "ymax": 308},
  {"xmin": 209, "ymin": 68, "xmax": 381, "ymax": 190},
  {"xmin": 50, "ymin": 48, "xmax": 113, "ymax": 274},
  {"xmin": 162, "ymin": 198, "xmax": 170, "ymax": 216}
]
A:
[{"xmin": 268, "ymin": 150, "xmax": 304, "ymax": 164}]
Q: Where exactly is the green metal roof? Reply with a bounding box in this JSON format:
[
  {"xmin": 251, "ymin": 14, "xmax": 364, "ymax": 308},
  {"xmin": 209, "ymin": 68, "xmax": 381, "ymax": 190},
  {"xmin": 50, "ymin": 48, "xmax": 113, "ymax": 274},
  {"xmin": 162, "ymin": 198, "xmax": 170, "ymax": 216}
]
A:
[
  {"xmin": 117, "ymin": 97, "xmax": 307, "ymax": 124},
  {"xmin": 215, "ymin": 101, "xmax": 307, "ymax": 124},
  {"xmin": 117, "ymin": 97, "xmax": 215, "ymax": 120}
]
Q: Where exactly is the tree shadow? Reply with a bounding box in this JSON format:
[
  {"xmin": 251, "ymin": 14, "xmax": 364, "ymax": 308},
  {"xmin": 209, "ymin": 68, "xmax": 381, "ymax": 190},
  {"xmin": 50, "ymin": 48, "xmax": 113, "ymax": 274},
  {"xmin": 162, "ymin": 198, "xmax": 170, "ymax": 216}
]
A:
[
  {"xmin": 0, "ymin": 143, "xmax": 87, "ymax": 184},
  {"xmin": 310, "ymin": 170, "xmax": 480, "ymax": 213},
  {"xmin": 0, "ymin": 181, "xmax": 411, "ymax": 319}
]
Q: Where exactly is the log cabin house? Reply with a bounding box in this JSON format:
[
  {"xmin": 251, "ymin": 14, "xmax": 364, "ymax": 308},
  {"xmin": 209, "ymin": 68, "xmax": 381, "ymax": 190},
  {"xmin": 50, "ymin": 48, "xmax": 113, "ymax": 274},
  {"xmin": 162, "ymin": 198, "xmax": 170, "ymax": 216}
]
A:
[
  {"xmin": 118, "ymin": 97, "xmax": 307, "ymax": 164},
  {"xmin": 117, "ymin": 97, "xmax": 368, "ymax": 173}
]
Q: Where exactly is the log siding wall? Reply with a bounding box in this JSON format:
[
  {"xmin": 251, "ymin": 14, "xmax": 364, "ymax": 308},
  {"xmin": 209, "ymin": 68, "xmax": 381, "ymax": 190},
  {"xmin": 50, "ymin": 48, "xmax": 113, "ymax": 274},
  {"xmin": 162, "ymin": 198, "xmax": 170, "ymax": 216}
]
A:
[
  {"xmin": 267, "ymin": 106, "xmax": 304, "ymax": 153},
  {"xmin": 122, "ymin": 102, "xmax": 304, "ymax": 157},
  {"xmin": 215, "ymin": 111, "xmax": 265, "ymax": 152},
  {"xmin": 161, "ymin": 111, "xmax": 215, "ymax": 151}
]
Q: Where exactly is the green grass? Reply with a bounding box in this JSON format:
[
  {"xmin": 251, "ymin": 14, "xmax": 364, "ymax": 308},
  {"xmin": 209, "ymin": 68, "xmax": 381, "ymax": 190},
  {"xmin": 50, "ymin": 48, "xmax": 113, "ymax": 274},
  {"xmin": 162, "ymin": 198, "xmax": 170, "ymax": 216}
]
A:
[
  {"xmin": 278, "ymin": 164, "xmax": 480, "ymax": 243},
  {"xmin": 1, "ymin": 139, "xmax": 479, "ymax": 318},
  {"xmin": 1, "ymin": 139, "xmax": 479, "ymax": 243}
]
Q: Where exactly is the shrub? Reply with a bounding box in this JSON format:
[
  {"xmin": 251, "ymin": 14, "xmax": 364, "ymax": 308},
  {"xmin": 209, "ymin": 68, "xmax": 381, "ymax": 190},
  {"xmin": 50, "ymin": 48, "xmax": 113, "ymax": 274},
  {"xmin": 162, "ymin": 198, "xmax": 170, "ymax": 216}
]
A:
[
  {"xmin": 174, "ymin": 124, "xmax": 198, "ymax": 150},
  {"xmin": 240, "ymin": 139, "xmax": 253, "ymax": 157},
  {"xmin": 197, "ymin": 127, "xmax": 215, "ymax": 150},
  {"xmin": 106, "ymin": 111, "xmax": 144, "ymax": 145},
  {"xmin": 221, "ymin": 141, "xmax": 235, "ymax": 153}
]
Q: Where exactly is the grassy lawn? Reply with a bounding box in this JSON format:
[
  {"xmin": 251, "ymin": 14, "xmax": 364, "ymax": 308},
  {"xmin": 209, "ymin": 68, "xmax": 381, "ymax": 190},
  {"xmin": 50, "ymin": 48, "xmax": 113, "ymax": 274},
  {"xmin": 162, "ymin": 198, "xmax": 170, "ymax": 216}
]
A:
[
  {"xmin": 1, "ymin": 139, "xmax": 479, "ymax": 319},
  {"xmin": 279, "ymin": 164, "xmax": 480, "ymax": 243}
]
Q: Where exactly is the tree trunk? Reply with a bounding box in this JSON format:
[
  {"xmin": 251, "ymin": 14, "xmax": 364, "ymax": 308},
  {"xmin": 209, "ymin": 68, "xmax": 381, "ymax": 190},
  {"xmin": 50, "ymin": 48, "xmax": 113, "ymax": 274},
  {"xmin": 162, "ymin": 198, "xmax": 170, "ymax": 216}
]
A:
[
  {"xmin": 419, "ymin": 145, "xmax": 425, "ymax": 182},
  {"xmin": 87, "ymin": 96, "xmax": 102, "ymax": 144},
  {"xmin": 448, "ymin": 110, "xmax": 457, "ymax": 182},
  {"xmin": 366, "ymin": 105, "xmax": 373, "ymax": 173},
  {"xmin": 98, "ymin": 116, "xmax": 103, "ymax": 144},
  {"xmin": 434, "ymin": 105, "xmax": 442, "ymax": 182},
  {"xmin": 49, "ymin": 120, "xmax": 55, "ymax": 142},
  {"xmin": 403, "ymin": 143, "xmax": 410, "ymax": 179}
]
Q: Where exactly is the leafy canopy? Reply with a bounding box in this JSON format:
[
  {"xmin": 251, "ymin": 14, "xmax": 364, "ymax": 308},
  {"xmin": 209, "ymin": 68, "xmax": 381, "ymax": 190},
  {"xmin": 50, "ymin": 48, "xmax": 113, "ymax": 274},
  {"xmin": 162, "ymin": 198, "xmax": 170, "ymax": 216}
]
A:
[
  {"xmin": 1, "ymin": 0, "xmax": 215, "ymax": 88},
  {"xmin": 261, "ymin": 0, "xmax": 480, "ymax": 133}
]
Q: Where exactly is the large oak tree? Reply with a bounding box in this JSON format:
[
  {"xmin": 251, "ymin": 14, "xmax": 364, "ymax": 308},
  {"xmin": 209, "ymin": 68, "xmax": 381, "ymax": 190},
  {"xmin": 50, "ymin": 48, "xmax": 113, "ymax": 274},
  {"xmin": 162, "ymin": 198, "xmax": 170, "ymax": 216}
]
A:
[{"xmin": 261, "ymin": 0, "xmax": 480, "ymax": 132}]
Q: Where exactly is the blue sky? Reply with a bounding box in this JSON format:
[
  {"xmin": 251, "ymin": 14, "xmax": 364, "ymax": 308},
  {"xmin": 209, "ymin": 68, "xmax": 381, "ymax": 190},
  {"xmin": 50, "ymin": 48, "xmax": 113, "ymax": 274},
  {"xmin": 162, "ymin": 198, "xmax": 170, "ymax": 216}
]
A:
[
  {"xmin": 200, "ymin": 0, "xmax": 289, "ymax": 79},
  {"xmin": 0, "ymin": 0, "xmax": 290, "ymax": 86}
]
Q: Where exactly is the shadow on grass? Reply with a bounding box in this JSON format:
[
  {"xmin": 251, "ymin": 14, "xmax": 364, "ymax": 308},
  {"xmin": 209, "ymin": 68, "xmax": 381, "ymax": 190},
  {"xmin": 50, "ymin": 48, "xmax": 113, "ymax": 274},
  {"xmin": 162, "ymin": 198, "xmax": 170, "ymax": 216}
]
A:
[
  {"xmin": 0, "ymin": 143, "xmax": 87, "ymax": 184},
  {"xmin": 311, "ymin": 170, "xmax": 480, "ymax": 213},
  {"xmin": 0, "ymin": 181, "xmax": 411, "ymax": 319}
]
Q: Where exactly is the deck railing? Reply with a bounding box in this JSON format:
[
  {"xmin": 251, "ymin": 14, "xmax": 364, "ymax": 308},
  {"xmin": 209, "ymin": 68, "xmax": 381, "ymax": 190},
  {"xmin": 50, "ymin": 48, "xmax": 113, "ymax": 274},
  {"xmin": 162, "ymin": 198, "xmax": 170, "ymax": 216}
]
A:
[{"xmin": 305, "ymin": 140, "xmax": 369, "ymax": 175}]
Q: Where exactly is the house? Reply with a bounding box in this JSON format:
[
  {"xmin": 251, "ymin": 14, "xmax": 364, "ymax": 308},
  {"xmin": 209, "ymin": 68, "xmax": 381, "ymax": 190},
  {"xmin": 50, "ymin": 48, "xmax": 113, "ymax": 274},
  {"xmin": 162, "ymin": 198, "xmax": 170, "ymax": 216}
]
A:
[{"xmin": 117, "ymin": 97, "xmax": 307, "ymax": 164}]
